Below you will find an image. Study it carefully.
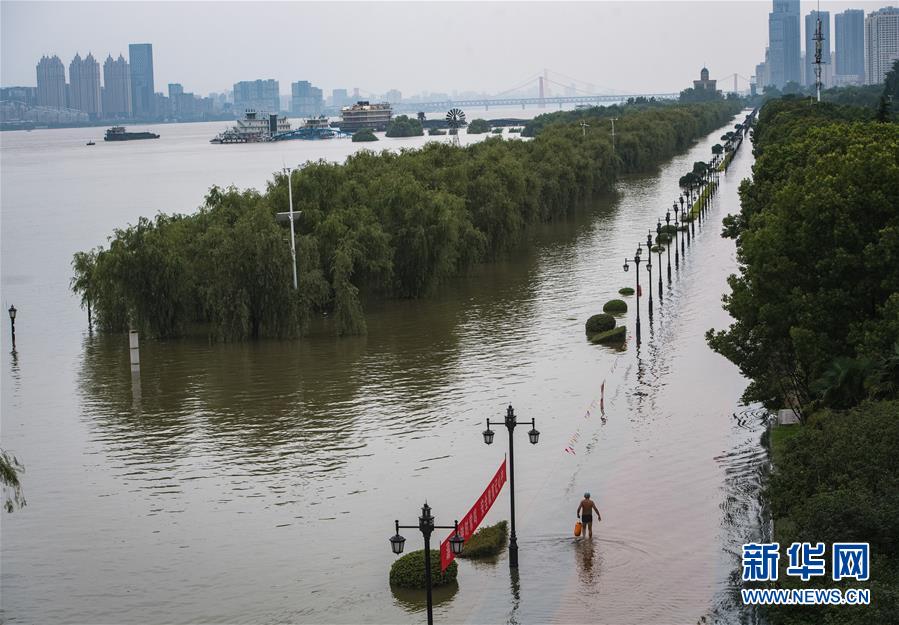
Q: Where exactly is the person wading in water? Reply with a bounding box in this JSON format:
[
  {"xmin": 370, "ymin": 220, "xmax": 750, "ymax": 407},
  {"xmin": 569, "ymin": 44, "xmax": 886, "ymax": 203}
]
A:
[{"xmin": 577, "ymin": 492, "xmax": 601, "ymax": 538}]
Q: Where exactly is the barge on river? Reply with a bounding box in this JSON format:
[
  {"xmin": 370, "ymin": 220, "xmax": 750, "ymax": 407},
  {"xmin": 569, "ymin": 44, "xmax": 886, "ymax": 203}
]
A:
[
  {"xmin": 104, "ymin": 126, "xmax": 160, "ymax": 141},
  {"xmin": 210, "ymin": 109, "xmax": 291, "ymax": 143}
]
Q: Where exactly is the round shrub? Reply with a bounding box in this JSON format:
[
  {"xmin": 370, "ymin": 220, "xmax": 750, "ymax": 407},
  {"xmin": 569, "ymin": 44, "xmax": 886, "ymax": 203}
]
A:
[
  {"xmin": 650, "ymin": 245, "xmax": 665, "ymax": 253},
  {"xmin": 390, "ymin": 550, "xmax": 458, "ymax": 589},
  {"xmin": 458, "ymin": 521, "xmax": 508, "ymax": 559},
  {"xmin": 659, "ymin": 224, "xmax": 678, "ymax": 235},
  {"xmin": 618, "ymin": 287, "xmax": 635, "ymax": 296},
  {"xmin": 656, "ymin": 233, "xmax": 673, "ymax": 244},
  {"xmin": 585, "ymin": 313, "xmax": 615, "ymax": 335},
  {"xmin": 590, "ymin": 326, "xmax": 626, "ymax": 345},
  {"xmin": 603, "ymin": 299, "xmax": 627, "ymax": 314}
]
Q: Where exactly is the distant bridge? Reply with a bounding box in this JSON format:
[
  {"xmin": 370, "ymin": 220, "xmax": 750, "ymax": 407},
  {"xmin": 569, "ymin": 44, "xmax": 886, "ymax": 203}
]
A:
[{"xmin": 392, "ymin": 93, "xmax": 679, "ymax": 113}]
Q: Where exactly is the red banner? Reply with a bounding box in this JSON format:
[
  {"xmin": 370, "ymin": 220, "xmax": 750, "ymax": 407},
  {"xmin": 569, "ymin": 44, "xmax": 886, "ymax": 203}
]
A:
[{"xmin": 440, "ymin": 458, "xmax": 507, "ymax": 571}]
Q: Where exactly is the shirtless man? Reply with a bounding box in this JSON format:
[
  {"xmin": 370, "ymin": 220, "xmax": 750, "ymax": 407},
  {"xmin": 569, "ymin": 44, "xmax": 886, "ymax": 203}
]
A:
[{"xmin": 577, "ymin": 492, "xmax": 601, "ymax": 538}]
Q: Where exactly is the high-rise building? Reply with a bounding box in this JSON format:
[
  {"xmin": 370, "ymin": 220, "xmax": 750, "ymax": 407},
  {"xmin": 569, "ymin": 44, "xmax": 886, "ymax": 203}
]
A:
[
  {"xmin": 291, "ymin": 81, "xmax": 323, "ymax": 116},
  {"xmin": 36, "ymin": 55, "xmax": 67, "ymax": 109},
  {"xmin": 331, "ymin": 88, "xmax": 349, "ymax": 108},
  {"xmin": 804, "ymin": 10, "xmax": 831, "ymax": 87},
  {"xmin": 865, "ymin": 7, "xmax": 899, "ymax": 85},
  {"xmin": 103, "ymin": 54, "xmax": 132, "ymax": 118},
  {"xmin": 129, "ymin": 43, "xmax": 155, "ymax": 117},
  {"xmin": 385, "ymin": 89, "xmax": 402, "ymax": 103},
  {"xmin": 835, "ymin": 9, "xmax": 865, "ymax": 84},
  {"xmin": 233, "ymin": 79, "xmax": 280, "ymax": 113},
  {"xmin": 69, "ymin": 52, "xmax": 102, "ymax": 117},
  {"xmin": 768, "ymin": 0, "xmax": 801, "ymax": 88}
]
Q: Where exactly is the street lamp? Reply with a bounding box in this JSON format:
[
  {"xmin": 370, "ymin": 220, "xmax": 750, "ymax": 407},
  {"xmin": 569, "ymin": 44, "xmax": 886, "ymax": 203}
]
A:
[
  {"xmin": 666, "ymin": 208, "xmax": 680, "ymax": 270},
  {"xmin": 8, "ymin": 305, "xmax": 16, "ymax": 352},
  {"xmin": 623, "ymin": 243, "xmax": 643, "ymax": 345},
  {"xmin": 482, "ymin": 404, "xmax": 538, "ymax": 568},
  {"xmin": 389, "ymin": 503, "xmax": 463, "ymax": 625},
  {"xmin": 662, "ymin": 214, "xmax": 672, "ymax": 283},
  {"xmin": 645, "ymin": 231, "xmax": 655, "ymax": 315},
  {"xmin": 654, "ymin": 222, "xmax": 664, "ymax": 301},
  {"xmin": 677, "ymin": 201, "xmax": 687, "ymax": 254}
]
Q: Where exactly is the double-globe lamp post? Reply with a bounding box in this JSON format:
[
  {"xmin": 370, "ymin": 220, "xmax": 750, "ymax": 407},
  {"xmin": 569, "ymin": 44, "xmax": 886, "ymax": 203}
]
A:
[
  {"xmin": 653, "ymin": 225, "xmax": 663, "ymax": 301},
  {"xmin": 8, "ymin": 305, "xmax": 16, "ymax": 353},
  {"xmin": 390, "ymin": 504, "xmax": 464, "ymax": 625},
  {"xmin": 623, "ymin": 243, "xmax": 646, "ymax": 345},
  {"xmin": 645, "ymin": 232, "xmax": 654, "ymax": 316},
  {"xmin": 482, "ymin": 405, "xmax": 539, "ymax": 569}
]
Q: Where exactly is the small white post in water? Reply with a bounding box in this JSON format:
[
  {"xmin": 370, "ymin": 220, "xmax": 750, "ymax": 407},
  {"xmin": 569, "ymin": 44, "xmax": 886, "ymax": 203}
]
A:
[{"xmin": 129, "ymin": 328, "xmax": 140, "ymax": 368}]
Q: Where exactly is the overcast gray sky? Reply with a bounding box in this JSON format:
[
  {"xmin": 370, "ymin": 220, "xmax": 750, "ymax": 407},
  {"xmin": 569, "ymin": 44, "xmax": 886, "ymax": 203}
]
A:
[{"xmin": 0, "ymin": 1, "xmax": 887, "ymax": 96}]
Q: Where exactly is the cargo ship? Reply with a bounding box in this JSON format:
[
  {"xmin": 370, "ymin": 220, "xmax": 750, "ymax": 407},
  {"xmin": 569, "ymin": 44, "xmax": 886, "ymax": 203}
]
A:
[
  {"xmin": 339, "ymin": 101, "xmax": 392, "ymax": 132},
  {"xmin": 210, "ymin": 109, "xmax": 291, "ymax": 144},
  {"xmin": 104, "ymin": 126, "xmax": 160, "ymax": 141}
]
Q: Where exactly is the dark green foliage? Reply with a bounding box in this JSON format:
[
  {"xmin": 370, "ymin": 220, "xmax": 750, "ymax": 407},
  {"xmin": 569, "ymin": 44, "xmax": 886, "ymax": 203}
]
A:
[
  {"xmin": 467, "ymin": 119, "xmax": 490, "ymax": 134},
  {"xmin": 508, "ymin": 127, "xmax": 522, "ymax": 133},
  {"xmin": 351, "ymin": 128, "xmax": 378, "ymax": 142},
  {"xmin": 74, "ymin": 102, "xmax": 742, "ymax": 340},
  {"xmin": 590, "ymin": 326, "xmax": 626, "ymax": 344},
  {"xmin": 491, "ymin": 128, "xmax": 503, "ymax": 134},
  {"xmin": 618, "ymin": 287, "xmax": 635, "ymax": 296},
  {"xmin": 386, "ymin": 115, "xmax": 423, "ymax": 138},
  {"xmin": 656, "ymin": 233, "xmax": 673, "ymax": 244},
  {"xmin": 707, "ymin": 98, "xmax": 899, "ymax": 412},
  {"xmin": 650, "ymin": 245, "xmax": 665, "ymax": 253},
  {"xmin": 585, "ymin": 313, "xmax": 616, "ymax": 335},
  {"xmin": 679, "ymin": 86, "xmax": 725, "ymax": 103},
  {"xmin": 602, "ymin": 299, "xmax": 627, "ymax": 314},
  {"xmin": 389, "ymin": 549, "xmax": 458, "ymax": 588},
  {"xmin": 658, "ymin": 224, "xmax": 678, "ymax": 236},
  {"xmin": 712, "ymin": 143, "xmax": 724, "ymax": 155},
  {"xmin": 458, "ymin": 521, "xmax": 508, "ymax": 558},
  {"xmin": 764, "ymin": 401, "xmax": 899, "ymax": 625},
  {"xmin": 428, "ymin": 127, "xmax": 447, "ymax": 136},
  {"xmin": 0, "ymin": 450, "xmax": 25, "ymax": 512}
]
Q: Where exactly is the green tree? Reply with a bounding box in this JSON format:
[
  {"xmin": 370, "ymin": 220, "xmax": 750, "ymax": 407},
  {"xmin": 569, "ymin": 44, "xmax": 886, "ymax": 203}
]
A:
[
  {"xmin": 0, "ymin": 450, "xmax": 25, "ymax": 512},
  {"xmin": 466, "ymin": 118, "xmax": 491, "ymax": 134}
]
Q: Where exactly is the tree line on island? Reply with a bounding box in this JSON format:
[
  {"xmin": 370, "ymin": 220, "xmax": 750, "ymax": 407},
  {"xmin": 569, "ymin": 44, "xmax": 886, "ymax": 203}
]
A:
[
  {"xmin": 71, "ymin": 100, "xmax": 742, "ymax": 340},
  {"xmin": 706, "ymin": 83, "xmax": 899, "ymax": 625}
]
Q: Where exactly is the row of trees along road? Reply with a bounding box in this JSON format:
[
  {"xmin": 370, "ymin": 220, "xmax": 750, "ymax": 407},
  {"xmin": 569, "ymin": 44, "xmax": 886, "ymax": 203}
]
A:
[
  {"xmin": 707, "ymin": 80, "xmax": 899, "ymax": 625},
  {"xmin": 72, "ymin": 100, "xmax": 741, "ymax": 340}
]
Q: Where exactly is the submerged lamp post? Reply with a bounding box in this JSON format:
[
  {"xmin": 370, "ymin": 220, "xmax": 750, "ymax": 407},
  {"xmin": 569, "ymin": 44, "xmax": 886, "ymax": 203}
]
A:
[
  {"xmin": 654, "ymin": 223, "xmax": 664, "ymax": 301},
  {"xmin": 8, "ymin": 305, "xmax": 16, "ymax": 352},
  {"xmin": 623, "ymin": 243, "xmax": 644, "ymax": 344},
  {"xmin": 482, "ymin": 404, "xmax": 539, "ymax": 569},
  {"xmin": 390, "ymin": 503, "xmax": 464, "ymax": 625},
  {"xmin": 645, "ymin": 232, "xmax": 654, "ymax": 315}
]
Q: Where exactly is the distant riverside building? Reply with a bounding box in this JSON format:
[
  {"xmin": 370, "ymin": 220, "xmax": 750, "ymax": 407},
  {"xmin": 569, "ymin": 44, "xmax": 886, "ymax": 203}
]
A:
[
  {"xmin": 693, "ymin": 67, "xmax": 717, "ymax": 91},
  {"xmin": 1, "ymin": 86, "xmax": 38, "ymax": 105},
  {"xmin": 36, "ymin": 55, "xmax": 67, "ymax": 109},
  {"xmin": 835, "ymin": 9, "xmax": 865, "ymax": 85},
  {"xmin": 103, "ymin": 54, "xmax": 132, "ymax": 117},
  {"xmin": 290, "ymin": 80, "xmax": 323, "ymax": 116},
  {"xmin": 69, "ymin": 52, "xmax": 102, "ymax": 118},
  {"xmin": 865, "ymin": 7, "xmax": 899, "ymax": 85},
  {"xmin": 129, "ymin": 43, "xmax": 155, "ymax": 117},
  {"xmin": 331, "ymin": 88, "xmax": 349, "ymax": 108},
  {"xmin": 804, "ymin": 10, "xmax": 831, "ymax": 87},
  {"xmin": 768, "ymin": 0, "xmax": 801, "ymax": 88},
  {"xmin": 234, "ymin": 79, "xmax": 280, "ymax": 113},
  {"xmin": 385, "ymin": 89, "xmax": 402, "ymax": 103}
]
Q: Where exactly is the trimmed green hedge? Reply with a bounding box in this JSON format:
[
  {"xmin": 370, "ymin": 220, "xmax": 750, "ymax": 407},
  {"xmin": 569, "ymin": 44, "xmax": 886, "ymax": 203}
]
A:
[
  {"xmin": 458, "ymin": 521, "xmax": 508, "ymax": 559},
  {"xmin": 618, "ymin": 287, "xmax": 635, "ymax": 296},
  {"xmin": 659, "ymin": 224, "xmax": 678, "ymax": 235},
  {"xmin": 590, "ymin": 326, "xmax": 626, "ymax": 344},
  {"xmin": 390, "ymin": 549, "xmax": 458, "ymax": 588},
  {"xmin": 585, "ymin": 313, "xmax": 616, "ymax": 335},
  {"xmin": 351, "ymin": 128, "xmax": 378, "ymax": 142},
  {"xmin": 603, "ymin": 299, "xmax": 627, "ymax": 314},
  {"xmin": 650, "ymin": 245, "xmax": 665, "ymax": 253},
  {"xmin": 656, "ymin": 233, "xmax": 673, "ymax": 244}
]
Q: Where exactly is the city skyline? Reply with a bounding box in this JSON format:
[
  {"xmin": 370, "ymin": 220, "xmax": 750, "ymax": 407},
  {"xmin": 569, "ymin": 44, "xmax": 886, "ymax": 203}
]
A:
[{"xmin": 1, "ymin": 1, "xmax": 888, "ymax": 98}]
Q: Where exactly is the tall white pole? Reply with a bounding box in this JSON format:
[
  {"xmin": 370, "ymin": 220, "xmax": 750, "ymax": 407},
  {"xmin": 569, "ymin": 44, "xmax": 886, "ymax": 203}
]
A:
[{"xmin": 284, "ymin": 167, "xmax": 298, "ymax": 289}]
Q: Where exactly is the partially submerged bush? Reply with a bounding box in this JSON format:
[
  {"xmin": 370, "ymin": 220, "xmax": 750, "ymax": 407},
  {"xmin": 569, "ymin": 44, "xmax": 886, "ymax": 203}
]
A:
[
  {"xmin": 585, "ymin": 313, "xmax": 616, "ymax": 335},
  {"xmin": 590, "ymin": 326, "xmax": 626, "ymax": 344},
  {"xmin": 458, "ymin": 521, "xmax": 508, "ymax": 559},
  {"xmin": 650, "ymin": 245, "xmax": 665, "ymax": 253},
  {"xmin": 603, "ymin": 299, "xmax": 627, "ymax": 314},
  {"xmin": 618, "ymin": 287, "xmax": 635, "ymax": 296},
  {"xmin": 390, "ymin": 550, "xmax": 458, "ymax": 588},
  {"xmin": 656, "ymin": 233, "xmax": 673, "ymax": 244}
]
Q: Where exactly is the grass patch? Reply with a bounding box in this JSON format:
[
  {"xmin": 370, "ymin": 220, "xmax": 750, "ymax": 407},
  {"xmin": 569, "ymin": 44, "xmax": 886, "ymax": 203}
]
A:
[
  {"xmin": 458, "ymin": 521, "xmax": 508, "ymax": 559},
  {"xmin": 768, "ymin": 423, "xmax": 801, "ymax": 466},
  {"xmin": 590, "ymin": 326, "xmax": 626, "ymax": 344},
  {"xmin": 602, "ymin": 299, "xmax": 627, "ymax": 314},
  {"xmin": 390, "ymin": 549, "xmax": 458, "ymax": 588}
]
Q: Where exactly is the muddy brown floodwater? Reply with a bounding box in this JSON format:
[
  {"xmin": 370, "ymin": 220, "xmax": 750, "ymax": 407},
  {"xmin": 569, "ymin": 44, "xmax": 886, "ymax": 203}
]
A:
[{"xmin": 1, "ymin": 113, "xmax": 767, "ymax": 624}]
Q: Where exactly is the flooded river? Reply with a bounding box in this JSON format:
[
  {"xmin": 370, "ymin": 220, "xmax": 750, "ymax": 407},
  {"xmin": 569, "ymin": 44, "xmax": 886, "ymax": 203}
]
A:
[{"xmin": 1, "ymin": 112, "xmax": 766, "ymax": 624}]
